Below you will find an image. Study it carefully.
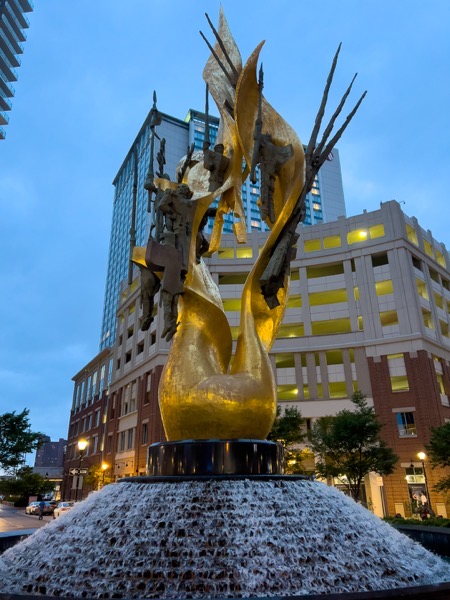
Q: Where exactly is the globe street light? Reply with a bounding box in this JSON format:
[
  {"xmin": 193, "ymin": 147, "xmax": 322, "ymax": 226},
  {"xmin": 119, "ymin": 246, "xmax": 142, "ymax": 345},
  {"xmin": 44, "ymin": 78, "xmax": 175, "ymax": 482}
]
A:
[
  {"xmin": 101, "ymin": 462, "xmax": 109, "ymax": 488},
  {"xmin": 417, "ymin": 451, "xmax": 433, "ymax": 516},
  {"xmin": 77, "ymin": 439, "xmax": 88, "ymax": 501}
]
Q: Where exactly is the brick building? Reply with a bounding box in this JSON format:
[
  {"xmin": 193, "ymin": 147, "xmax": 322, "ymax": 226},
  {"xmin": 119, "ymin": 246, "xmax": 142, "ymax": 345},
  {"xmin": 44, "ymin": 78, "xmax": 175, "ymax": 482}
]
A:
[{"xmin": 65, "ymin": 200, "xmax": 450, "ymax": 517}]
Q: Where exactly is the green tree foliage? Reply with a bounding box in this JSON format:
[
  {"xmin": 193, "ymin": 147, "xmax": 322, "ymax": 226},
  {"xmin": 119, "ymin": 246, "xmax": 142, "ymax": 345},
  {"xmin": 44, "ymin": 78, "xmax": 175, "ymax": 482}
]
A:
[
  {"xmin": 268, "ymin": 406, "xmax": 307, "ymax": 474},
  {"xmin": 84, "ymin": 464, "xmax": 114, "ymax": 490},
  {"xmin": 0, "ymin": 466, "xmax": 53, "ymax": 501},
  {"xmin": 426, "ymin": 422, "xmax": 450, "ymax": 493},
  {"xmin": 309, "ymin": 391, "xmax": 398, "ymax": 501},
  {"xmin": 0, "ymin": 410, "xmax": 43, "ymax": 473}
]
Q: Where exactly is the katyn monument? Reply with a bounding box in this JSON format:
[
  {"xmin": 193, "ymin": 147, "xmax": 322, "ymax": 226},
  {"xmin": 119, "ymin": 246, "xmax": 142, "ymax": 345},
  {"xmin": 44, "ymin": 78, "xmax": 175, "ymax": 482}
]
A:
[{"xmin": 1, "ymin": 10, "xmax": 450, "ymax": 599}]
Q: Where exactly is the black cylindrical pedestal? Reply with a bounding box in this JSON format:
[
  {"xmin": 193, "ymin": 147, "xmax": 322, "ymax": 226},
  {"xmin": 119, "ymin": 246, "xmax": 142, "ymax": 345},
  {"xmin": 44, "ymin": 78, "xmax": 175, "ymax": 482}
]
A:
[{"xmin": 147, "ymin": 439, "xmax": 284, "ymax": 476}]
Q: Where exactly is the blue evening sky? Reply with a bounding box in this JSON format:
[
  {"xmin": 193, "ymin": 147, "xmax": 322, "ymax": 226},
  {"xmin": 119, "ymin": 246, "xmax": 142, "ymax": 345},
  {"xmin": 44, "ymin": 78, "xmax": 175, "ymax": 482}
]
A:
[{"xmin": 1, "ymin": 0, "xmax": 450, "ymax": 448}]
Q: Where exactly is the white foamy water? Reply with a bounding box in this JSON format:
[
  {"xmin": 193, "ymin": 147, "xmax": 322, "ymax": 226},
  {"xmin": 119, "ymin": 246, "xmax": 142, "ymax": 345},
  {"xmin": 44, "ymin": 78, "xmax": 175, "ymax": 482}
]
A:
[{"xmin": 1, "ymin": 479, "xmax": 449, "ymax": 598}]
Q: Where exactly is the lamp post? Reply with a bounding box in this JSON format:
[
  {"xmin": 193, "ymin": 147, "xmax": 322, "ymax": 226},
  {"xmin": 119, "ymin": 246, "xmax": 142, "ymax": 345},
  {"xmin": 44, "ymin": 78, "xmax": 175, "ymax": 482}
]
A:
[
  {"xmin": 417, "ymin": 451, "xmax": 433, "ymax": 515},
  {"xmin": 101, "ymin": 462, "xmax": 109, "ymax": 488},
  {"xmin": 76, "ymin": 439, "xmax": 88, "ymax": 501}
]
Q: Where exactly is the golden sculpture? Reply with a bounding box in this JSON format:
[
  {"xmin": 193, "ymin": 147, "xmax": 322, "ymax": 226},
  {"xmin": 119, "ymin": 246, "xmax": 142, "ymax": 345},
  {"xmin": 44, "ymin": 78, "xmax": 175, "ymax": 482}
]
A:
[{"xmin": 133, "ymin": 10, "xmax": 365, "ymax": 441}]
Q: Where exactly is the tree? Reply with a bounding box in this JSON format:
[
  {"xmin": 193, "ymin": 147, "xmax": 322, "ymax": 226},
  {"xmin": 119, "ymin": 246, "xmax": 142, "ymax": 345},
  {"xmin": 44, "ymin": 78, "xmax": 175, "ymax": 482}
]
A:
[
  {"xmin": 0, "ymin": 466, "xmax": 54, "ymax": 502},
  {"xmin": 309, "ymin": 390, "xmax": 398, "ymax": 501},
  {"xmin": 268, "ymin": 406, "xmax": 308, "ymax": 474},
  {"xmin": 0, "ymin": 410, "xmax": 43, "ymax": 473},
  {"xmin": 426, "ymin": 422, "xmax": 450, "ymax": 493},
  {"xmin": 84, "ymin": 464, "xmax": 114, "ymax": 490}
]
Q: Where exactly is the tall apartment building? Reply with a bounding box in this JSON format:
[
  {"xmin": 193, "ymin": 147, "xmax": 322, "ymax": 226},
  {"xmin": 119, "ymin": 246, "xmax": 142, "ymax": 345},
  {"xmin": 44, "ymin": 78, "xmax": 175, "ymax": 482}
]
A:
[
  {"xmin": 100, "ymin": 106, "xmax": 346, "ymax": 350},
  {"xmin": 0, "ymin": 0, "xmax": 33, "ymax": 139},
  {"xmin": 33, "ymin": 436, "xmax": 66, "ymax": 480},
  {"xmin": 67, "ymin": 200, "xmax": 450, "ymax": 518}
]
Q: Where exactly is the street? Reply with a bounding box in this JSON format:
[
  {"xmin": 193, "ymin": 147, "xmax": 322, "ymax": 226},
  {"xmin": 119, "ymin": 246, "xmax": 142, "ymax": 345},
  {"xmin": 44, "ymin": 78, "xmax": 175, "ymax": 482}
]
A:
[{"xmin": 0, "ymin": 503, "xmax": 52, "ymax": 533}]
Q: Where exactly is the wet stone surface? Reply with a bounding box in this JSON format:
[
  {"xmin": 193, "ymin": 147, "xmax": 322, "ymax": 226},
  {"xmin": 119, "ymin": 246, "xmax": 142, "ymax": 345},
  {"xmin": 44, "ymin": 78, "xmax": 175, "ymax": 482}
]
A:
[{"xmin": 0, "ymin": 479, "xmax": 449, "ymax": 598}]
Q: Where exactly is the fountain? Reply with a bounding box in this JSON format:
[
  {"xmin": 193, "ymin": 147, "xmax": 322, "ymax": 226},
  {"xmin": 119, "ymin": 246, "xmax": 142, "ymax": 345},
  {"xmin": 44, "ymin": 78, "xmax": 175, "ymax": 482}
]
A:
[{"xmin": 1, "ymin": 10, "xmax": 450, "ymax": 599}]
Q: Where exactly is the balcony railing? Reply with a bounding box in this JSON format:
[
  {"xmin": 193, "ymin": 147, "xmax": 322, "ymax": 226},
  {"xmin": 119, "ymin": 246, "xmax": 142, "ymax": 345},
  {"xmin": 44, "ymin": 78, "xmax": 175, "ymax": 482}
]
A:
[
  {"xmin": 18, "ymin": 0, "xmax": 34, "ymax": 12},
  {"xmin": 0, "ymin": 111, "xmax": 10, "ymax": 125},
  {"xmin": 1, "ymin": 14, "xmax": 25, "ymax": 53},
  {"xmin": 7, "ymin": 0, "xmax": 30, "ymax": 29},
  {"xmin": 3, "ymin": 2, "xmax": 28, "ymax": 39},
  {"xmin": 0, "ymin": 95, "xmax": 13, "ymax": 111},
  {"xmin": 0, "ymin": 47, "xmax": 18, "ymax": 81},
  {"xmin": 0, "ymin": 31, "xmax": 22, "ymax": 67},
  {"xmin": 0, "ymin": 71, "xmax": 15, "ymax": 96},
  {"xmin": 0, "ymin": 126, "xmax": 6, "ymax": 140}
]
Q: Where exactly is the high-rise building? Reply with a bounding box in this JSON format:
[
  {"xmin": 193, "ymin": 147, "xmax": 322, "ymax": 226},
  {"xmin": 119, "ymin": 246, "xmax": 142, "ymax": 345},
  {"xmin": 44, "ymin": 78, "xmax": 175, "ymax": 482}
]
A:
[
  {"xmin": 33, "ymin": 435, "xmax": 66, "ymax": 483},
  {"xmin": 0, "ymin": 0, "xmax": 33, "ymax": 140},
  {"xmin": 100, "ymin": 106, "xmax": 346, "ymax": 350},
  {"xmin": 67, "ymin": 201, "xmax": 450, "ymax": 517}
]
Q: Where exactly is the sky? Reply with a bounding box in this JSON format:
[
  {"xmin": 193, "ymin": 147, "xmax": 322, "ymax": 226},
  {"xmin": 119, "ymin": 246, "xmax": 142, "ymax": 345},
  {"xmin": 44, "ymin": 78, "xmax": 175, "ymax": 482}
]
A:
[{"xmin": 1, "ymin": 0, "xmax": 450, "ymax": 451}]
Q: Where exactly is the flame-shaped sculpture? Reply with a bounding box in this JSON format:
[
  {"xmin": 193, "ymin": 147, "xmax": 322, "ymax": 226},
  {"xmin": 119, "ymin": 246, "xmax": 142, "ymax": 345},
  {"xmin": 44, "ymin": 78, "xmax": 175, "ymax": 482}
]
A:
[{"xmin": 158, "ymin": 9, "xmax": 305, "ymax": 440}]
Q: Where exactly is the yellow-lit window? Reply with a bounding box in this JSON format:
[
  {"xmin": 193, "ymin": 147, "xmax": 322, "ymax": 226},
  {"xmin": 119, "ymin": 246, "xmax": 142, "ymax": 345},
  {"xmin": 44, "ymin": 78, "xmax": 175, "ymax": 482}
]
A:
[
  {"xmin": 440, "ymin": 320, "xmax": 449, "ymax": 338},
  {"xmin": 277, "ymin": 385, "xmax": 298, "ymax": 400},
  {"xmin": 380, "ymin": 310, "xmax": 398, "ymax": 327},
  {"xmin": 422, "ymin": 309, "xmax": 434, "ymax": 329},
  {"xmin": 406, "ymin": 224, "xmax": 418, "ymax": 245},
  {"xmin": 286, "ymin": 295, "xmax": 302, "ymax": 309},
  {"xmin": 323, "ymin": 235, "xmax": 341, "ymax": 249},
  {"xmin": 312, "ymin": 203, "xmax": 321, "ymax": 210},
  {"xmin": 304, "ymin": 239, "xmax": 322, "ymax": 252},
  {"xmin": 291, "ymin": 269, "xmax": 300, "ymax": 281},
  {"xmin": 375, "ymin": 280, "xmax": 394, "ymax": 296},
  {"xmin": 130, "ymin": 278, "xmax": 139, "ymax": 293},
  {"xmin": 277, "ymin": 323, "xmax": 305, "ymax": 338},
  {"xmin": 437, "ymin": 373, "xmax": 445, "ymax": 394},
  {"xmin": 423, "ymin": 240, "xmax": 434, "ymax": 258},
  {"xmin": 354, "ymin": 287, "xmax": 360, "ymax": 301},
  {"xmin": 303, "ymin": 384, "xmax": 309, "ymax": 400},
  {"xmin": 358, "ymin": 316, "xmax": 364, "ymax": 331},
  {"xmin": 129, "ymin": 303, "xmax": 135, "ymax": 315},
  {"xmin": 219, "ymin": 273, "xmax": 247, "ymax": 285},
  {"xmin": 369, "ymin": 224, "xmax": 385, "ymax": 239},
  {"xmin": 329, "ymin": 382, "xmax": 347, "ymax": 399},
  {"xmin": 436, "ymin": 250, "xmax": 446, "ymax": 267},
  {"xmin": 218, "ymin": 248, "xmax": 234, "ymax": 259},
  {"xmin": 434, "ymin": 293, "xmax": 444, "ymax": 309},
  {"xmin": 230, "ymin": 326, "xmax": 239, "ymax": 340},
  {"xmin": 416, "ymin": 279, "xmax": 429, "ymax": 300},
  {"xmin": 387, "ymin": 354, "xmax": 409, "ymax": 392},
  {"xmin": 347, "ymin": 229, "xmax": 368, "ymax": 245},
  {"xmin": 236, "ymin": 247, "xmax": 253, "ymax": 259},
  {"xmin": 222, "ymin": 299, "xmax": 241, "ymax": 312},
  {"xmin": 275, "ymin": 353, "xmax": 295, "ymax": 368},
  {"xmin": 119, "ymin": 313, "xmax": 125, "ymax": 323},
  {"xmin": 311, "ymin": 318, "xmax": 352, "ymax": 336},
  {"xmin": 121, "ymin": 289, "xmax": 129, "ymax": 302},
  {"xmin": 307, "ymin": 263, "xmax": 344, "ymax": 278},
  {"xmin": 311, "ymin": 188, "xmax": 320, "ymax": 195},
  {"xmin": 309, "ymin": 288, "xmax": 348, "ymax": 306}
]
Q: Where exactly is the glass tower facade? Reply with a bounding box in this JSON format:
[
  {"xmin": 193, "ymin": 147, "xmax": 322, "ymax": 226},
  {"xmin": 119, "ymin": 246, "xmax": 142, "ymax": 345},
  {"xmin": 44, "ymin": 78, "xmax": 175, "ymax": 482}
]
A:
[
  {"xmin": 100, "ymin": 107, "xmax": 346, "ymax": 350},
  {"xmin": 0, "ymin": 0, "xmax": 33, "ymax": 140}
]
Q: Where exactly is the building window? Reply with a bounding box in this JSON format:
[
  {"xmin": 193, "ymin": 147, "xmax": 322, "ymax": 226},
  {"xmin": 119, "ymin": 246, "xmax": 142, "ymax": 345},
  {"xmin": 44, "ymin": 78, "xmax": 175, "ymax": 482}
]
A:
[
  {"xmin": 396, "ymin": 412, "xmax": 417, "ymax": 437},
  {"xmin": 142, "ymin": 423, "xmax": 148, "ymax": 445},
  {"xmin": 93, "ymin": 436, "xmax": 98, "ymax": 454},
  {"xmin": 107, "ymin": 435, "xmax": 113, "ymax": 454},
  {"xmin": 95, "ymin": 410, "xmax": 101, "ymax": 427},
  {"xmin": 387, "ymin": 354, "xmax": 409, "ymax": 392},
  {"xmin": 127, "ymin": 428, "xmax": 134, "ymax": 450}
]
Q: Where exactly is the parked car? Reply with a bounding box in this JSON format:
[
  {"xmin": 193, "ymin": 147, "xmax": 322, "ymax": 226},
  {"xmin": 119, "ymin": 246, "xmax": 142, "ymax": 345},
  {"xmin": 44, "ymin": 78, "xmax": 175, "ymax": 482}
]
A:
[
  {"xmin": 25, "ymin": 501, "xmax": 40, "ymax": 515},
  {"xmin": 25, "ymin": 501, "xmax": 56, "ymax": 516},
  {"xmin": 53, "ymin": 502, "xmax": 75, "ymax": 518}
]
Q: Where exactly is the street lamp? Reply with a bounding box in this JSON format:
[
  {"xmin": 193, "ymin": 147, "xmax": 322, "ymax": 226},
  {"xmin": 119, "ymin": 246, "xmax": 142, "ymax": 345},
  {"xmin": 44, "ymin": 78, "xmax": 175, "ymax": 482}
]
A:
[
  {"xmin": 101, "ymin": 462, "xmax": 109, "ymax": 488},
  {"xmin": 76, "ymin": 438, "xmax": 88, "ymax": 501},
  {"xmin": 417, "ymin": 451, "xmax": 433, "ymax": 515}
]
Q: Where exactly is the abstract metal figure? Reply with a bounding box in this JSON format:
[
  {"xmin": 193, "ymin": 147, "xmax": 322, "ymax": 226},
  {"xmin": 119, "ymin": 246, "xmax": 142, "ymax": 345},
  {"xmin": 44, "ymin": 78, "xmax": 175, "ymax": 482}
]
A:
[{"xmin": 250, "ymin": 65, "xmax": 293, "ymax": 224}]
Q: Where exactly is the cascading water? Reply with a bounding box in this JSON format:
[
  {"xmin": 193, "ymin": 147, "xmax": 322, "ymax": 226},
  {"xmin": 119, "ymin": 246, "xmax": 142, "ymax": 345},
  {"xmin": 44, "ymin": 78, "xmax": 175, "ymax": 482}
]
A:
[{"xmin": 0, "ymin": 478, "xmax": 449, "ymax": 598}]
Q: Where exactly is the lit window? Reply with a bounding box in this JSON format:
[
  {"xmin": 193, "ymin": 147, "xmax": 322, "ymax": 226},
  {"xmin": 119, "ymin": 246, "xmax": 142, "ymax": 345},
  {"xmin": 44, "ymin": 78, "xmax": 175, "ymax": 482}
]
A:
[
  {"xmin": 347, "ymin": 229, "xmax": 368, "ymax": 245},
  {"xmin": 323, "ymin": 235, "xmax": 341, "ymax": 249},
  {"xmin": 375, "ymin": 280, "xmax": 393, "ymax": 296},
  {"xmin": 387, "ymin": 354, "xmax": 409, "ymax": 392},
  {"xmin": 311, "ymin": 318, "xmax": 352, "ymax": 336},
  {"xmin": 309, "ymin": 289, "xmax": 348, "ymax": 306},
  {"xmin": 222, "ymin": 299, "xmax": 241, "ymax": 312},
  {"xmin": 406, "ymin": 224, "xmax": 418, "ymax": 246},
  {"xmin": 313, "ymin": 202, "xmax": 321, "ymax": 211},
  {"xmin": 304, "ymin": 239, "xmax": 321, "ymax": 252},
  {"xmin": 369, "ymin": 224, "xmax": 385, "ymax": 239},
  {"xmin": 423, "ymin": 240, "xmax": 434, "ymax": 258},
  {"xmin": 311, "ymin": 188, "xmax": 320, "ymax": 196},
  {"xmin": 380, "ymin": 310, "xmax": 398, "ymax": 327},
  {"xmin": 218, "ymin": 248, "xmax": 234, "ymax": 259},
  {"xmin": 236, "ymin": 247, "xmax": 253, "ymax": 259},
  {"xmin": 396, "ymin": 412, "xmax": 417, "ymax": 437}
]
